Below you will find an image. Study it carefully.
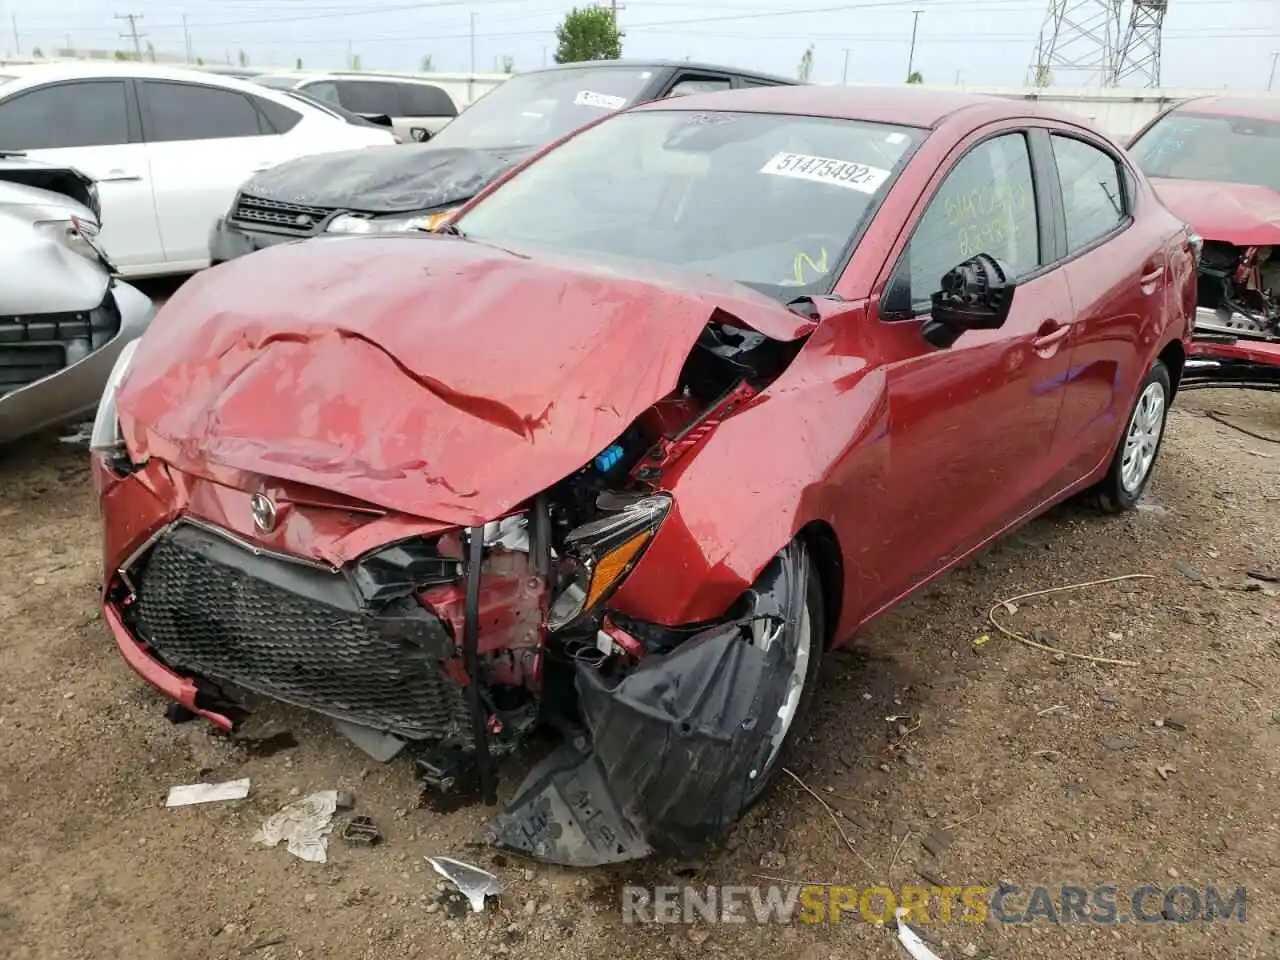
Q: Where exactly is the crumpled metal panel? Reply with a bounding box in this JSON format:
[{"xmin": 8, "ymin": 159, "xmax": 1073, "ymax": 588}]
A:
[{"xmin": 115, "ymin": 235, "xmax": 812, "ymax": 527}]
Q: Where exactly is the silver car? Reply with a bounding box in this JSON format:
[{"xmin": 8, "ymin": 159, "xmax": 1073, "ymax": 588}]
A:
[{"xmin": 0, "ymin": 155, "xmax": 155, "ymax": 445}]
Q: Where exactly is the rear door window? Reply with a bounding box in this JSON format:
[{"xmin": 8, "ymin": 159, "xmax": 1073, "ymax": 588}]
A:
[
  {"xmin": 334, "ymin": 80, "xmax": 404, "ymax": 116},
  {"xmin": 141, "ymin": 81, "xmax": 268, "ymax": 141},
  {"xmin": 0, "ymin": 80, "xmax": 130, "ymax": 150},
  {"xmin": 1050, "ymin": 134, "xmax": 1128, "ymax": 253},
  {"xmin": 399, "ymin": 82, "xmax": 457, "ymax": 117}
]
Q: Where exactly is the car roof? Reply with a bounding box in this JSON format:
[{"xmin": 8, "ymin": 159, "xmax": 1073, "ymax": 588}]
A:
[
  {"xmin": 1171, "ymin": 94, "xmax": 1280, "ymax": 122},
  {"xmin": 0, "ymin": 60, "xmax": 282, "ymax": 91},
  {"xmin": 629, "ymin": 83, "xmax": 1036, "ymax": 128},
  {"xmin": 0, "ymin": 60, "xmax": 340, "ymax": 116},
  {"xmin": 522, "ymin": 58, "xmax": 799, "ymax": 87}
]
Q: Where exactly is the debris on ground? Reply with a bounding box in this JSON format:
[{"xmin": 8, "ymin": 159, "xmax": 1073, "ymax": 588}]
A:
[
  {"xmin": 254, "ymin": 790, "xmax": 344, "ymax": 863},
  {"xmin": 165, "ymin": 778, "xmax": 251, "ymax": 807},
  {"xmin": 425, "ymin": 856, "xmax": 502, "ymax": 912},
  {"xmin": 341, "ymin": 815, "xmax": 382, "ymax": 846},
  {"xmin": 332, "ymin": 718, "xmax": 406, "ymax": 762},
  {"xmin": 894, "ymin": 907, "xmax": 943, "ymax": 960}
]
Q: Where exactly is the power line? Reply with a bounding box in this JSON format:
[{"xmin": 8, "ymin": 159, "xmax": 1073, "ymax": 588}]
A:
[{"xmin": 114, "ymin": 12, "xmax": 146, "ymax": 60}]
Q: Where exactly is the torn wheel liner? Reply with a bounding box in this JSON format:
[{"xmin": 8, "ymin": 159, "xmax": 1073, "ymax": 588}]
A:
[{"xmin": 489, "ymin": 547, "xmax": 807, "ymax": 867}]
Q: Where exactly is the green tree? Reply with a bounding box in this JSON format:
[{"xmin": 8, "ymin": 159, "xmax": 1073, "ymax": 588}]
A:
[
  {"xmin": 295, "ymin": 57, "xmax": 303, "ymax": 69},
  {"xmin": 1033, "ymin": 64, "xmax": 1052, "ymax": 87},
  {"xmin": 237, "ymin": 48, "xmax": 249, "ymax": 68},
  {"xmin": 906, "ymin": 70, "xmax": 923, "ymax": 84},
  {"xmin": 196, "ymin": 55, "xmax": 205, "ymax": 66},
  {"xmin": 31, "ymin": 46, "xmax": 43, "ymax": 58},
  {"xmin": 420, "ymin": 54, "xmax": 434, "ymax": 71},
  {"xmin": 352, "ymin": 53, "xmax": 362, "ymax": 69},
  {"xmin": 553, "ymin": 6, "xmax": 621, "ymax": 64},
  {"xmin": 501, "ymin": 53, "xmax": 515, "ymax": 73},
  {"xmin": 113, "ymin": 50, "xmax": 129, "ymax": 61},
  {"xmin": 797, "ymin": 44, "xmax": 815, "ymax": 81},
  {"xmin": 146, "ymin": 40, "xmax": 156, "ymax": 63}
]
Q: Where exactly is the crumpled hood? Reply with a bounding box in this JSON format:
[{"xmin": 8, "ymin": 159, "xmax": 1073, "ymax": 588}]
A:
[
  {"xmin": 1150, "ymin": 177, "xmax": 1280, "ymax": 247},
  {"xmin": 116, "ymin": 235, "xmax": 811, "ymax": 526},
  {"xmin": 241, "ymin": 143, "xmax": 534, "ymax": 214}
]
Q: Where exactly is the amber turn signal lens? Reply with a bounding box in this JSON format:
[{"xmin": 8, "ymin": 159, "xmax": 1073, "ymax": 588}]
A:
[{"xmin": 585, "ymin": 530, "xmax": 652, "ymax": 609}]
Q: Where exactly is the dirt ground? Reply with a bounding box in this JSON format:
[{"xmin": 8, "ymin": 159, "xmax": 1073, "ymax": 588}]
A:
[{"xmin": 1, "ymin": 384, "xmax": 1277, "ymax": 960}]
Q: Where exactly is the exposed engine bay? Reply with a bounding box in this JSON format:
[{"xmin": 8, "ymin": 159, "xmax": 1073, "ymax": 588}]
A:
[
  {"xmin": 115, "ymin": 312, "xmax": 810, "ymax": 865},
  {"xmin": 1195, "ymin": 241, "xmax": 1280, "ymax": 340}
]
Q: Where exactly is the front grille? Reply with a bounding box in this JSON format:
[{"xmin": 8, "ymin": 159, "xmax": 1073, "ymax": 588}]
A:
[
  {"xmin": 0, "ymin": 294, "xmax": 121, "ymax": 397},
  {"xmin": 130, "ymin": 523, "xmax": 471, "ymax": 741},
  {"xmin": 231, "ymin": 194, "xmax": 337, "ymax": 235}
]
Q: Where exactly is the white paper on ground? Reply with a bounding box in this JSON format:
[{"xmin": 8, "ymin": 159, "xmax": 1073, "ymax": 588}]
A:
[
  {"xmin": 253, "ymin": 790, "xmax": 339, "ymax": 863},
  {"xmin": 165, "ymin": 778, "xmax": 251, "ymax": 807}
]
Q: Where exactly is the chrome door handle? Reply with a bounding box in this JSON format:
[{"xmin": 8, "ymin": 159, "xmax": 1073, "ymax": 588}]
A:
[
  {"xmin": 1032, "ymin": 324, "xmax": 1070, "ymax": 349},
  {"xmin": 1140, "ymin": 266, "xmax": 1164, "ymax": 284}
]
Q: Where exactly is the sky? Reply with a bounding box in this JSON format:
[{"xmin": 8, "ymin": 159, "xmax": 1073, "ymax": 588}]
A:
[{"xmin": 5, "ymin": 0, "xmax": 1279, "ymax": 90}]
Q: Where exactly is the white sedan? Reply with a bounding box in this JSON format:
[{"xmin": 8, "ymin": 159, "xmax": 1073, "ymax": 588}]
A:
[{"xmin": 0, "ymin": 62, "xmax": 398, "ymax": 278}]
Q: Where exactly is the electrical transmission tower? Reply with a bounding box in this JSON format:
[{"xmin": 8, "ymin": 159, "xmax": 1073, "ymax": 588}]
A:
[
  {"xmin": 1112, "ymin": 0, "xmax": 1168, "ymax": 87},
  {"xmin": 1027, "ymin": 0, "xmax": 1123, "ymax": 88}
]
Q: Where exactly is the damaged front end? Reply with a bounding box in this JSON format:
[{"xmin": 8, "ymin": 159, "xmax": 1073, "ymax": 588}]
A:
[
  {"xmin": 1187, "ymin": 240, "xmax": 1280, "ymax": 392},
  {"xmin": 103, "ymin": 304, "xmax": 812, "ymax": 864}
]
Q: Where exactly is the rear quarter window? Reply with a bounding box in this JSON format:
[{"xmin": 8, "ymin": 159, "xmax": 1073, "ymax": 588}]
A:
[{"xmin": 253, "ymin": 95, "xmax": 302, "ymax": 134}]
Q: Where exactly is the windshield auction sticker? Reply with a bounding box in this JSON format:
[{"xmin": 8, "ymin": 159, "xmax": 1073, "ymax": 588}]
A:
[
  {"xmin": 574, "ymin": 90, "xmax": 628, "ymax": 110},
  {"xmin": 759, "ymin": 152, "xmax": 891, "ymax": 194}
]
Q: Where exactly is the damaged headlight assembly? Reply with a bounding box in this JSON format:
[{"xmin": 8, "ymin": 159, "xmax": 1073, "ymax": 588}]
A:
[
  {"xmin": 89, "ymin": 338, "xmax": 141, "ymax": 456},
  {"xmin": 547, "ymin": 494, "xmax": 671, "ymax": 631},
  {"xmin": 326, "ymin": 207, "xmax": 461, "ymax": 235}
]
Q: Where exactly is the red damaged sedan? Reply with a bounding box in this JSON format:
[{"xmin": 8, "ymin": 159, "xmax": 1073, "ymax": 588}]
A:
[
  {"xmin": 1128, "ymin": 95, "xmax": 1280, "ymax": 391},
  {"xmin": 89, "ymin": 85, "xmax": 1196, "ymax": 866}
]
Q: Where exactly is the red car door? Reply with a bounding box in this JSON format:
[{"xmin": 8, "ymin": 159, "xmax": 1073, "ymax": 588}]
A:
[
  {"xmin": 1044, "ymin": 129, "xmax": 1182, "ymax": 485},
  {"xmin": 846, "ymin": 124, "xmax": 1076, "ymax": 615}
]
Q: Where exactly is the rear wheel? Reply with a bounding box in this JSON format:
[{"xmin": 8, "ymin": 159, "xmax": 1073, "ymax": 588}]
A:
[
  {"xmin": 742, "ymin": 546, "xmax": 825, "ymax": 809},
  {"xmin": 1093, "ymin": 359, "xmax": 1172, "ymax": 513}
]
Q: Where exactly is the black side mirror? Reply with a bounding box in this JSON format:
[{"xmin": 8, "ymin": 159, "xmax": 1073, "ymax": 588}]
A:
[{"xmin": 921, "ymin": 253, "xmax": 1016, "ymax": 349}]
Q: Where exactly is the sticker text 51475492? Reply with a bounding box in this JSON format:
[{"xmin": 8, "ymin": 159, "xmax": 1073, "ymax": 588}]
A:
[
  {"xmin": 759, "ymin": 152, "xmax": 891, "ymax": 194},
  {"xmin": 574, "ymin": 90, "xmax": 629, "ymax": 110}
]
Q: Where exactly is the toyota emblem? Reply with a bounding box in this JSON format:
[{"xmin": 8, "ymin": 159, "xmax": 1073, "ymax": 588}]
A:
[
  {"xmin": 295, "ymin": 213, "xmax": 312, "ymax": 226},
  {"xmin": 250, "ymin": 493, "xmax": 278, "ymax": 534}
]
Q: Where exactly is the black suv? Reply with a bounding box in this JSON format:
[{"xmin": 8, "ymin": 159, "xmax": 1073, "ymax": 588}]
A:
[{"xmin": 209, "ymin": 59, "xmax": 800, "ymax": 263}]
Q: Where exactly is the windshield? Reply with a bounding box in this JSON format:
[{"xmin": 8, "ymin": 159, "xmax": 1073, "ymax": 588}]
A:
[
  {"xmin": 252, "ymin": 75, "xmax": 302, "ymax": 90},
  {"xmin": 455, "ymin": 109, "xmax": 922, "ymax": 300},
  {"xmin": 428, "ymin": 66, "xmax": 653, "ymax": 150},
  {"xmin": 1130, "ymin": 110, "xmax": 1280, "ymax": 191}
]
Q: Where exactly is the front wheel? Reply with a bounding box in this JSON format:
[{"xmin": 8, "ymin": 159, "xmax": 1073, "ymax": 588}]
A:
[
  {"xmin": 742, "ymin": 543, "xmax": 825, "ymax": 809},
  {"xmin": 1093, "ymin": 359, "xmax": 1172, "ymax": 513}
]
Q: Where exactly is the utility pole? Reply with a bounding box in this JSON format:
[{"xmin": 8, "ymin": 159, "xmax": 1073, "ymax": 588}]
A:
[
  {"xmin": 1269, "ymin": 52, "xmax": 1279, "ymax": 92},
  {"xmin": 115, "ymin": 13, "xmax": 146, "ymax": 61},
  {"xmin": 542, "ymin": 45, "xmax": 547, "ymax": 68},
  {"xmin": 182, "ymin": 13, "xmax": 192, "ymax": 63},
  {"xmin": 906, "ymin": 9, "xmax": 923, "ymax": 81},
  {"xmin": 841, "ymin": 47, "xmax": 851, "ymax": 84},
  {"xmin": 11, "ymin": 14, "xmax": 19, "ymax": 55},
  {"xmin": 469, "ymin": 11, "xmax": 475, "ymax": 75}
]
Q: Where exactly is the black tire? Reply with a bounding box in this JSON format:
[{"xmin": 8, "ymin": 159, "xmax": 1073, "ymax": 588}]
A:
[
  {"xmin": 1093, "ymin": 359, "xmax": 1172, "ymax": 513},
  {"xmin": 743, "ymin": 550, "xmax": 825, "ymax": 810}
]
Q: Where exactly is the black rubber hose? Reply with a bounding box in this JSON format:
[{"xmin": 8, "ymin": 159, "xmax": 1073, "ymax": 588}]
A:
[{"xmin": 464, "ymin": 525, "xmax": 497, "ymax": 805}]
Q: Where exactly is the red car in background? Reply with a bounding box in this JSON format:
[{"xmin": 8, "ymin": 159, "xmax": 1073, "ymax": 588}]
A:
[
  {"xmin": 1128, "ymin": 95, "xmax": 1280, "ymax": 392},
  {"xmin": 88, "ymin": 85, "xmax": 1196, "ymax": 867}
]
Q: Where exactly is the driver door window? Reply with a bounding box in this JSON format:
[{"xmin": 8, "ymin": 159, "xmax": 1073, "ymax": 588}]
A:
[{"xmin": 898, "ymin": 133, "xmax": 1040, "ymax": 312}]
